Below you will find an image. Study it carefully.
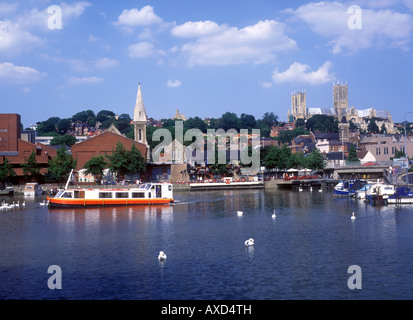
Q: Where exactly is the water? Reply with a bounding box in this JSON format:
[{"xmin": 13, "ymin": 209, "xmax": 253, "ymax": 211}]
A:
[{"xmin": 1, "ymin": 189, "xmax": 413, "ymax": 300}]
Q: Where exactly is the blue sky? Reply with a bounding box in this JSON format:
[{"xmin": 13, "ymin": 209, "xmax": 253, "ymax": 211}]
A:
[{"xmin": 1, "ymin": 0, "xmax": 413, "ymax": 128}]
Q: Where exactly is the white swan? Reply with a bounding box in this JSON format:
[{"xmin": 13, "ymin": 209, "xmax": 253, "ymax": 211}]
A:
[
  {"xmin": 351, "ymin": 212, "xmax": 356, "ymax": 220},
  {"xmin": 158, "ymin": 251, "xmax": 167, "ymax": 261},
  {"xmin": 237, "ymin": 211, "xmax": 243, "ymax": 216},
  {"xmin": 244, "ymin": 238, "xmax": 254, "ymax": 247},
  {"xmin": 271, "ymin": 210, "xmax": 276, "ymax": 219}
]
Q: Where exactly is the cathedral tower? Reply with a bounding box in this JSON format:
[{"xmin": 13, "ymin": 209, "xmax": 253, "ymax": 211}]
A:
[
  {"xmin": 333, "ymin": 82, "xmax": 348, "ymax": 119},
  {"xmin": 290, "ymin": 91, "xmax": 307, "ymax": 121}
]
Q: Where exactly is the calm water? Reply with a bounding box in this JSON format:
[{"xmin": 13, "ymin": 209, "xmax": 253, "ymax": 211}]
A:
[{"xmin": 1, "ymin": 188, "xmax": 413, "ymax": 300}]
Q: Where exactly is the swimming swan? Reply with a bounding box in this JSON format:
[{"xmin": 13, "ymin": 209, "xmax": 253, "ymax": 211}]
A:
[
  {"xmin": 351, "ymin": 212, "xmax": 356, "ymax": 220},
  {"xmin": 158, "ymin": 251, "xmax": 167, "ymax": 261},
  {"xmin": 272, "ymin": 210, "xmax": 276, "ymax": 219},
  {"xmin": 237, "ymin": 211, "xmax": 243, "ymax": 216},
  {"xmin": 244, "ymin": 238, "xmax": 254, "ymax": 247}
]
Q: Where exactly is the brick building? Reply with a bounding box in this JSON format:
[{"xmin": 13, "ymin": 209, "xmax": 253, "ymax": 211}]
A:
[
  {"xmin": 0, "ymin": 113, "xmax": 57, "ymax": 184},
  {"xmin": 71, "ymin": 131, "xmax": 147, "ymax": 171}
]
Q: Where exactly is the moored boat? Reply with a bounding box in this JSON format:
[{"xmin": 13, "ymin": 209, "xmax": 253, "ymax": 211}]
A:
[
  {"xmin": 387, "ymin": 187, "xmax": 413, "ymax": 204},
  {"xmin": 23, "ymin": 183, "xmax": 43, "ymax": 196},
  {"xmin": 48, "ymin": 182, "xmax": 174, "ymax": 208},
  {"xmin": 365, "ymin": 182, "xmax": 395, "ymax": 204},
  {"xmin": 0, "ymin": 183, "xmax": 15, "ymax": 196},
  {"xmin": 333, "ymin": 179, "xmax": 367, "ymax": 197}
]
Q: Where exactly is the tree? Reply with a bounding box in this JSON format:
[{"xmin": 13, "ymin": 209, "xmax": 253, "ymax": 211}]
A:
[
  {"xmin": 367, "ymin": 118, "xmax": 379, "ymax": 133},
  {"xmin": 126, "ymin": 144, "xmax": 146, "ymax": 176},
  {"xmin": 105, "ymin": 142, "xmax": 146, "ymax": 180},
  {"xmin": 261, "ymin": 112, "xmax": 279, "ymax": 127},
  {"xmin": 306, "ymin": 148, "xmax": 325, "ymax": 171},
  {"xmin": 84, "ymin": 155, "xmax": 107, "ymax": 182},
  {"xmin": 97, "ymin": 110, "xmax": 115, "ymax": 123},
  {"xmin": 347, "ymin": 144, "xmax": 359, "ymax": 163},
  {"xmin": 264, "ymin": 146, "xmax": 282, "ymax": 170},
  {"xmin": 0, "ymin": 158, "xmax": 16, "ymax": 183},
  {"xmin": 218, "ymin": 112, "xmax": 240, "ymax": 131},
  {"xmin": 48, "ymin": 147, "xmax": 77, "ymax": 185},
  {"xmin": 379, "ymin": 123, "xmax": 387, "ymax": 134},
  {"xmin": 22, "ymin": 150, "xmax": 41, "ymax": 182},
  {"xmin": 50, "ymin": 134, "xmax": 77, "ymax": 147},
  {"xmin": 240, "ymin": 113, "xmax": 257, "ymax": 129}
]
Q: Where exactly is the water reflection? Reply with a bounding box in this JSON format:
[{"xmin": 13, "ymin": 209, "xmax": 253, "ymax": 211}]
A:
[{"xmin": 1, "ymin": 189, "xmax": 413, "ymax": 299}]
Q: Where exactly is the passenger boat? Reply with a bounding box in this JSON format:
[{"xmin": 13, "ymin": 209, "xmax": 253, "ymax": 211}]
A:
[
  {"xmin": 48, "ymin": 182, "xmax": 174, "ymax": 208},
  {"xmin": 333, "ymin": 179, "xmax": 367, "ymax": 197},
  {"xmin": 387, "ymin": 187, "xmax": 413, "ymax": 204}
]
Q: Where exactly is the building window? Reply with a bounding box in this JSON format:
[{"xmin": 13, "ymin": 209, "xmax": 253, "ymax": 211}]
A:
[
  {"xmin": 376, "ymin": 148, "xmax": 381, "ymax": 155},
  {"xmin": 384, "ymin": 147, "xmax": 388, "ymax": 155}
]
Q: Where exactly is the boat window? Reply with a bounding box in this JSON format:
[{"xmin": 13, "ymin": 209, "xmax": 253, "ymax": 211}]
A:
[
  {"xmin": 115, "ymin": 192, "xmax": 129, "ymax": 198},
  {"xmin": 62, "ymin": 192, "xmax": 73, "ymax": 198},
  {"xmin": 132, "ymin": 192, "xmax": 145, "ymax": 198},
  {"xmin": 99, "ymin": 192, "xmax": 113, "ymax": 199},
  {"xmin": 168, "ymin": 185, "xmax": 172, "ymax": 191},
  {"xmin": 74, "ymin": 190, "xmax": 85, "ymax": 199}
]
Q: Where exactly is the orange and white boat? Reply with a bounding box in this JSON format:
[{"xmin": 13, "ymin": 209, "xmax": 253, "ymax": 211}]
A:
[{"xmin": 48, "ymin": 182, "xmax": 174, "ymax": 208}]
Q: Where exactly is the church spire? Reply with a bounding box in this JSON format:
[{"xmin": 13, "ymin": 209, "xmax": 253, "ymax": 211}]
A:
[{"xmin": 133, "ymin": 83, "xmax": 147, "ymax": 122}]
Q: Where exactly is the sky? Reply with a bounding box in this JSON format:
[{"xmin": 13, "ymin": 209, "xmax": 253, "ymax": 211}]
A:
[{"xmin": 1, "ymin": 0, "xmax": 413, "ymax": 129}]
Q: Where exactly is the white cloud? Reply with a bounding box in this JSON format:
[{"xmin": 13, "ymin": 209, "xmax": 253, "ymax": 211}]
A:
[
  {"xmin": 167, "ymin": 79, "xmax": 182, "ymax": 88},
  {"xmin": 68, "ymin": 76, "xmax": 103, "ymax": 85},
  {"xmin": 0, "ymin": 3, "xmax": 18, "ymax": 15},
  {"xmin": 114, "ymin": 6, "xmax": 163, "ymax": 28},
  {"xmin": 272, "ymin": 61, "xmax": 334, "ymax": 85},
  {"xmin": 289, "ymin": 2, "xmax": 413, "ymax": 53},
  {"xmin": 260, "ymin": 81, "xmax": 273, "ymax": 89},
  {"xmin": 0, "ymin": 19, "xmax": 43, "ymax": 53},
  {"xmin": 172, "ymin": 19, "xmax": 297, "ymax": 66},
  {"xmin": 0, "ymin": 61, "xmax": 46, "ymax": 83},
  {"xmin": 0, "ymin": 2, "xmax": 91, "ymax": 54},
  {"xmin": 93, "ymin": 57, "xmax": 119, "ymax": 69},
  {"xmin": 128, "ymin": 41, "xmax": 154, "ymax": 58},
  {"xmin": 171, "ymin": 20, "xmax": 226, "ymax": 38}
]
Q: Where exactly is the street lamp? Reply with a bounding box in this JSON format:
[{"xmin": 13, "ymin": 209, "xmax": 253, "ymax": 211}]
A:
[{"xmin": 404, "ymin": 112, "xmax": 413, "ymax": 186}]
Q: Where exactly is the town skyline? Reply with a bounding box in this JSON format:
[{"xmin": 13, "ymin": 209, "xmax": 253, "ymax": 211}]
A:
[{"xmin": 2, "ymin": 1, "xmax": 413, "ymax": 128}]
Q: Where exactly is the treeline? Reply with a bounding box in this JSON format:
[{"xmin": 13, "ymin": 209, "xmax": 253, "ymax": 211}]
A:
[{"xmin": 34, "ymin": 110, "xmax": 134, "ymax": 143}]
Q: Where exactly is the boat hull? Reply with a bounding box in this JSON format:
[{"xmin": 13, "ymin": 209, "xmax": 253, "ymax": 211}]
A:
[{"xmin": 48, "ymin": 197, "xmax": 174, "ymax": 208}]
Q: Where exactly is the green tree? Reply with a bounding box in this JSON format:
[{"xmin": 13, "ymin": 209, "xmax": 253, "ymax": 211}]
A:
[
  {"xmin": 22, "ymin": 150, "xmax": 41, "ymax": 182},
  {"xmin": 367, "ymin": 118, "xmax": 379, "ymax": 133},
  {"xmin": 97, "ymin": 110, "xmax": 115, "ymax": 123},
  {"xmin": 50, "ymin": 134, "xmax": 77, "ymax": 147},
  {"xmin": 347, "ymin": 144, "xmax": 359, "ymax": 163},
  {"xmin": 105, "ymin": 142, "xmax": 146, "ymax": 180},
  {"xmin": 265, "ymin": 146, "xmax": 283, "ymax": 170},
  {"xmin": 84, "ymin": 155, "xmax": 107, "ymax": 182},
  {"xmin": 48, "ymin": 147, "xmax": 77, "ymax": 185},
  {"xmin": 218, "ymin": 112, "xmax": 240, "ymax": 131},
  {"xmin": 0, "ymin": 158, "xmax": 16, "ymax": 183},
  {"xmin": 126, "ymin": 144, "xmax": 146, "ymax": 176},
  {"xmin": 240, "ymin": 113, "xmax": 257, "ymax": 129},
  {"xmin": 306, "ymin": 148, "xmax": 325, "ymax": 171}
]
